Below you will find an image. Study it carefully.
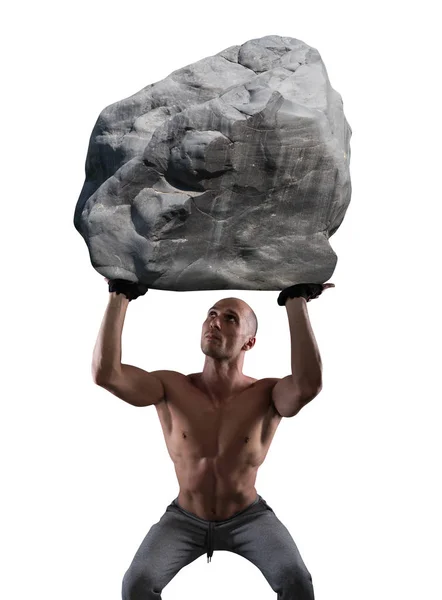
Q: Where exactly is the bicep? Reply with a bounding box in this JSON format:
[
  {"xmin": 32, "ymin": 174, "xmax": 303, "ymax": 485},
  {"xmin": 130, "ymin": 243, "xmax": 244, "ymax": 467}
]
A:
[{"xmin": 95, "ymin": 364, "xmax": 167, "ymax": 407}]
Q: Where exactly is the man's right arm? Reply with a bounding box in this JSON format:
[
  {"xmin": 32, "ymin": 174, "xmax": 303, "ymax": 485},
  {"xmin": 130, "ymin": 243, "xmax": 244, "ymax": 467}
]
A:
[{"xmin": 92, "ymin": 292, "xmax": 166, "ymax": 407}]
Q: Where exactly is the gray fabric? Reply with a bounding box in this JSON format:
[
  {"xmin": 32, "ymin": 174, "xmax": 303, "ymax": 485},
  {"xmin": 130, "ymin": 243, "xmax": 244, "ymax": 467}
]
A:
[{"xmin": 122, "ymin": 494, "xmax": 314, "ymax": 599}]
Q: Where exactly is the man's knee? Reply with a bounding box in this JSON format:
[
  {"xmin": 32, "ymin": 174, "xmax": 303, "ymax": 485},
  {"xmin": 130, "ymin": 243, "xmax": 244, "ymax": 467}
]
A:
[
  {"xmin": 281, "ymin": 565, "xmax": 314, "ymax": 599},
  {"xmin": 122, "ymin": 565, "xmax": 161, "ymax": 600}
]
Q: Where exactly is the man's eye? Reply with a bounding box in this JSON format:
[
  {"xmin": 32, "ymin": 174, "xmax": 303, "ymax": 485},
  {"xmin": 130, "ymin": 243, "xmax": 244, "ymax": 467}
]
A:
[{"xmin": 208, "ymin": 312, "xmax": 235, "ymax": 321}]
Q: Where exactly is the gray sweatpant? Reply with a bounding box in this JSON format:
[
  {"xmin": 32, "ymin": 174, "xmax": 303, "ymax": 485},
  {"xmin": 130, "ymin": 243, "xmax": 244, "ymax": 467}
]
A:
[{"xmin": 122, "ymin": 494, "xmax": 314, "ymax": 599}]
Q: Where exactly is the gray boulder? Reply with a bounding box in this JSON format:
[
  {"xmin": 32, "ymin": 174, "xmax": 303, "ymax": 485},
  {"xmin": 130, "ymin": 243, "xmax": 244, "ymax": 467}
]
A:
[{"xmin": 74, "ymin": 34, "xmax": 352, "ymax": 290}]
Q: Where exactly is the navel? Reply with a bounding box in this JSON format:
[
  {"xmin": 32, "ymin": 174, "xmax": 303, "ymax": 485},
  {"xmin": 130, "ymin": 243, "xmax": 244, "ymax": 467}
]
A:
[
  {"xmin": 182, "ymin": 432, "xmax": 188, "ymax": 439},
  {"xmin": 244, "ymin": 436, "xmax": 250, "ymax": 444}
]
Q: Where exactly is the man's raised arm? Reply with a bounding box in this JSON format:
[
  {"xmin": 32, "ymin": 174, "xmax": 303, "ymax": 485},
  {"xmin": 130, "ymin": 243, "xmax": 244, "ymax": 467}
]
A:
[
  {"xmin": 92, "ymin": 292, "xmax": 129, "ymax": 384},
  {"xmin": 272, "ymin": 282, "xmax": 334, "ymax": 417},
  {"xmin": 91, "ymin": 280, "xmax": 165, "ymax": 407}
]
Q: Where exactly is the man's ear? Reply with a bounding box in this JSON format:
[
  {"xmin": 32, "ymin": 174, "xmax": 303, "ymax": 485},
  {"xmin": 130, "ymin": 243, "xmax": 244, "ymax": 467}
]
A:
[{"xmin": 242, "ymin": 337, "xmax": 256, "ymax": 351}]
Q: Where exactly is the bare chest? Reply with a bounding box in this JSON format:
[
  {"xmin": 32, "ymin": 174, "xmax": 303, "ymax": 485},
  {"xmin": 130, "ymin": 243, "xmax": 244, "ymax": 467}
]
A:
[{"xmin": 155, "ymin": 374, "xmax": 282, "ymax": 467}]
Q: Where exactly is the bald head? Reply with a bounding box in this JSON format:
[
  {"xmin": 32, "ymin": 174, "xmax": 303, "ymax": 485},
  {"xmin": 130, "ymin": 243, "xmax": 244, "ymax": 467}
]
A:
[
  {"xmin": 214, "ymin": 297, "xmax": 258, "ymax": 339},
  {"xmin": 246, "ymin": 305, "xmax": 258, "ymax": 338}
]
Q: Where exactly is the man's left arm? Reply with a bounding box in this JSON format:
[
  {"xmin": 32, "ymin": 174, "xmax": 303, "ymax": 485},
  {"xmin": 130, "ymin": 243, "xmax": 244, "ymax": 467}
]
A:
[{"xmin": 272, "ymin": 289, "xmax": 331, "ymax": 417}]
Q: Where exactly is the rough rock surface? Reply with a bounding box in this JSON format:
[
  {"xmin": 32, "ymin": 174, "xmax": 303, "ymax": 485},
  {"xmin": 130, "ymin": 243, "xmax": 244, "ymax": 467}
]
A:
[{"xmin": 74, "ymin": 35, "xmax": 352, "ymax": 291}]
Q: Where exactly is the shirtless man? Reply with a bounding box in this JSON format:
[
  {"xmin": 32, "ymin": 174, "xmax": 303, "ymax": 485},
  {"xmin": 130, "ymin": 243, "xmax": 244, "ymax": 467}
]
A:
[{"xmin": 92, "ymin": 279, "xmax": 334, "ymax": 600}]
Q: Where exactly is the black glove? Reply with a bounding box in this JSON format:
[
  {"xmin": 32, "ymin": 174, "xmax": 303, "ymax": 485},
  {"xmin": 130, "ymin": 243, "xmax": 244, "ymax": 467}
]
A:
[
  {"xmin": 277, "ymin": 283, "xmax": 324, "ymax": 306},
  {"xmin": 108, "ymin": 279, "xmax": 149, "ymax": 301}
]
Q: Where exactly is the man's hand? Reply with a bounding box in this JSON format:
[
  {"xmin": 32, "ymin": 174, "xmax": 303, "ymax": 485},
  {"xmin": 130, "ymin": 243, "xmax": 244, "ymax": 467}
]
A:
[
  {"xmin": 104, "ymin": 278, "xmax": 149, "ymax": 301},
  {"xmin": 277, "ymin": 282, "xmax": 335, "ymax": 306}
]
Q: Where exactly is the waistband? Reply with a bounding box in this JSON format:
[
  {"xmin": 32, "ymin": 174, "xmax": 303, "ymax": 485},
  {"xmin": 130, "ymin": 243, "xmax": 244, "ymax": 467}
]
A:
[
  {"xmin": 171, "ymin": 494, "xmax": 261, "ymax": 524},
  {"xmin": 171, "ymin": 494, "xmax": 263, "ymax": 564}
]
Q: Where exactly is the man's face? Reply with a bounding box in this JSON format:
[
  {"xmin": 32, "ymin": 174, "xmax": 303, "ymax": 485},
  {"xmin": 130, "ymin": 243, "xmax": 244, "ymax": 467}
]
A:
[{"xmin": 201, "ymin": 299, "xmax": 254, "ymax": 359}]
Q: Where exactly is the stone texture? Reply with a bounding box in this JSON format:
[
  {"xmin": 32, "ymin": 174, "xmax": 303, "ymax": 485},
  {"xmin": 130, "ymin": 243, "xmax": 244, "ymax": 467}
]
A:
[{"xmin": 74, "ymin": 35, "xmax": 352, "ymax": 290}]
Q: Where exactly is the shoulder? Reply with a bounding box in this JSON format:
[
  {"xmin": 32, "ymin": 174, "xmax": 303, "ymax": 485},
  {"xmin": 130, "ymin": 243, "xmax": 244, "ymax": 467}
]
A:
[
  {"xmin": 249, "ymin": 377, "xmax": 283, "ymax": 408},
  {"xmin": 145, "ymin": 370, "xmax": 185, "ymax": 402},
  {"xmin": 150, "ymin": 370, "xmax": 187, "ymax": 386},
  {"xmin": 254, "ymin": 377, "xmax": 286, "ymax": 417},
  {"xmin": 149, "ymin": 370, "xmax": 208, "ymax": 396},
  {"xmin": 253, "ymin": 377, "xmax": 281, "ymax": 389}
]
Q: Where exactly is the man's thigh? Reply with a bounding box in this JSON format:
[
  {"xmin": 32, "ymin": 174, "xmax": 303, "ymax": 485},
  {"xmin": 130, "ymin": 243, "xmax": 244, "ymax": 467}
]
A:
[
  {"xmin": 122, "ymin": 503, "xmax": 207, "ymax": 598},
  {"xmin": 224, "ymin": 498, "xmax": 314, "ymax": 596}
]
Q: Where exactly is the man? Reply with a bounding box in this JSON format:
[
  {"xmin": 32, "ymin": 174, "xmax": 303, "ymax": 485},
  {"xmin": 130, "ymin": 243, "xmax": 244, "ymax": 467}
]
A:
[{"xmin": 92, "ymin": 278, "xmax": 334, "ymax": 600}]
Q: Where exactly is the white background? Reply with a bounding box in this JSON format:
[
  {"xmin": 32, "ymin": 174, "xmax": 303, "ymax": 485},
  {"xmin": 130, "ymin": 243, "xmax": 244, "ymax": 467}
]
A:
[{"xmin": 2, "ymin": 1, "xmax": 441, "ymax": 599}]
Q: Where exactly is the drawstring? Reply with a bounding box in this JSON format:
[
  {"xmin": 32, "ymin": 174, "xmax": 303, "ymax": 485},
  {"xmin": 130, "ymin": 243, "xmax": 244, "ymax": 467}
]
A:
[{"xmin": 207, "ymin": 522, "xmax": 214, "ymax": 563}]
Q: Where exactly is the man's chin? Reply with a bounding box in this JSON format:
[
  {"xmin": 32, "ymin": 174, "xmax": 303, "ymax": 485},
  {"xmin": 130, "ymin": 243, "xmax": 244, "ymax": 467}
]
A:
[{"xmin": 201, "ymin": 346, "xmax": 222, "ymax": 359}]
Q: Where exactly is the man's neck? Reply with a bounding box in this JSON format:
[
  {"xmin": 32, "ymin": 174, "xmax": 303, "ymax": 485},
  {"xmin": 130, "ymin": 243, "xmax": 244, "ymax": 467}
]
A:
[{"xmin": 199, "ymin": 360, "xmax": 246, "ymax": 399}]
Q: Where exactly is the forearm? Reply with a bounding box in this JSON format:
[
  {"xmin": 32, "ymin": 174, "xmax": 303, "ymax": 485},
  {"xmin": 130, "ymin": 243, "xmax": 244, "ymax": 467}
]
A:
[
  {"xmin": 92, "ymin": 293, "xmax": 130, "ymax": 382},
  {"xmin": 285, "ymin": 297, "xmax": 322, "ymax": 392}
]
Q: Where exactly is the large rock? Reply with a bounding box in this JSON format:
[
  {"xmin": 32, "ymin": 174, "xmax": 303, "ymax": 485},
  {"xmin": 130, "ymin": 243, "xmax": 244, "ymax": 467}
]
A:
[{"xmin": 74, "ymin": 34, "xmax": 352, "ymax": 290}]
